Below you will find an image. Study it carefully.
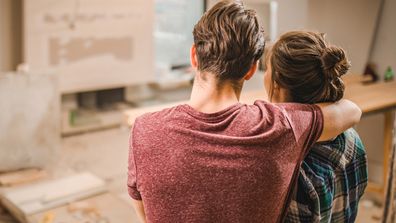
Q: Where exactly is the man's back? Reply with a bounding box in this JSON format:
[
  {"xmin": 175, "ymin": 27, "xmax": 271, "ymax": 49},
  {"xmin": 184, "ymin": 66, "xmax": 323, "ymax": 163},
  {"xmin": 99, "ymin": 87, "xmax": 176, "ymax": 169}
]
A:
[{"xmin": 128, "ymin": 101, "xmax": 323, "ymax": 223}]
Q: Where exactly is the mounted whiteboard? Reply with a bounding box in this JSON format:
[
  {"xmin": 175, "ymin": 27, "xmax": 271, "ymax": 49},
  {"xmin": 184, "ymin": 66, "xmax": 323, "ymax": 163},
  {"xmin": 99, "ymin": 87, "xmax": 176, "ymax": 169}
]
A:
[{"xmin": 24, "ymin": 0, "xmax": 154, "ymax": 93}]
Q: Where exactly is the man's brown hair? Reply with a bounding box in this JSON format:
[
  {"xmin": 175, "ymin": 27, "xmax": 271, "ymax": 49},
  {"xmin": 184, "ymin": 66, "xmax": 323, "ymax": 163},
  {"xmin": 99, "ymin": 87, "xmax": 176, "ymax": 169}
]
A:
[
  {"xmin": 193, "ymin": 0, "xmax": 265, "ymax": 82},
  {"xmin": 269, "ymin": 31, "xmax": 351, "ymax": 104}
]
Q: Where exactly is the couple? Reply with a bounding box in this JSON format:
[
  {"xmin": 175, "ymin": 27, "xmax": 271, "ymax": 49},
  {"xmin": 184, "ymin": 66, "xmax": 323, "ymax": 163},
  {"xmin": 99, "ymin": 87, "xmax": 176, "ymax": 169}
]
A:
[{"xmin": 127, "ymin": 1, "xmax": 368, "ymax": 222}]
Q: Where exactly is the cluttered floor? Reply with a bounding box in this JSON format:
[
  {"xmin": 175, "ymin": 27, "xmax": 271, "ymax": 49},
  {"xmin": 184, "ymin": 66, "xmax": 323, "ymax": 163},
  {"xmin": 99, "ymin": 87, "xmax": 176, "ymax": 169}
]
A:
[{"xmin": 0, "ymin": 128, "xmax": 385, "ymax": 223}]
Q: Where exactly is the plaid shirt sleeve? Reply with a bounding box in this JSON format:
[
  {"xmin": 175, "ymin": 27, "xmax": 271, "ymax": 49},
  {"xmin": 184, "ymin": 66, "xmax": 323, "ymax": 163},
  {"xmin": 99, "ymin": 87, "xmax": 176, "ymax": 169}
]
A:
[{"xmin": 285, "ymin": 128, "xmax": 368, "ymax": 223}]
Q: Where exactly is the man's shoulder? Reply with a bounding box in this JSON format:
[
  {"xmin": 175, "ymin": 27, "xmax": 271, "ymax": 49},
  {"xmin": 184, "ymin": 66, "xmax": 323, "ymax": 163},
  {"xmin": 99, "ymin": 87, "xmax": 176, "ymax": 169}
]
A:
[
  {"xmin": 253, "ymin": 100, "xmax": 319, "ymax": 116},
  {"xmin": 131, "ymin": 105, "xmax": 184, "ymax": 146},
  {"xmin": 252, "ymin": 99, "xmax": 285, "ymax": 114},
  {"xmin": 134, "ymin": 104, "xmax": 182, "ymax": 126}
]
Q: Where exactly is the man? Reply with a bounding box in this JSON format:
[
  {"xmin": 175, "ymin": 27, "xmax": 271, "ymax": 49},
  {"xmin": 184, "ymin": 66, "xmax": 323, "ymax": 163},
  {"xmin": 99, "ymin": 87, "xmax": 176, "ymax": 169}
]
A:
[{"xmin": 127, "ymin": 1, "xmax": 362, "ymax": 222}]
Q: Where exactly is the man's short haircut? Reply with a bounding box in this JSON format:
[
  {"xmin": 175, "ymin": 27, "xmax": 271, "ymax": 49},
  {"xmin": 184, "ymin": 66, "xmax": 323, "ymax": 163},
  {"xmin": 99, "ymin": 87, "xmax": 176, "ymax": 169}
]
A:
[{"xmin": 193, "ymin": 0, "xmax": 265, "ymax": 82}]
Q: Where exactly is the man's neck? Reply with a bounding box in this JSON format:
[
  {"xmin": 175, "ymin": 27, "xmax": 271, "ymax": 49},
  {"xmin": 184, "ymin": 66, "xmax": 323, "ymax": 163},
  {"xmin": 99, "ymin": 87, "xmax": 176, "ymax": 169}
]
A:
[{"xmin": 188, "ymin": 72, "xmax": 243, "ymax": 113}]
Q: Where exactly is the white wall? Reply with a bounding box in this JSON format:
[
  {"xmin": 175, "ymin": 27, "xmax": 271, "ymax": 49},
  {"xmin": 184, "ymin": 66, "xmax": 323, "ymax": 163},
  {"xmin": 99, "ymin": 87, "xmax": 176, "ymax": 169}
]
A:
[
  {"xmin": 369, "ymin": 0, "xmax": 396, "ymax": 79},
  {"xmin": 356, "ymin": 0, "xmax": 396, "ymax": 184},
  {"xmin": 306, "ymin": 0, "xmax": 381, "ymax": 74},
  {"xmin": 355, "ymin": 114, "xmax": 385, "ymax": 184},
  {"xmin": 276, "ymin": 0, "xmax": 308, "ymax": 35}
]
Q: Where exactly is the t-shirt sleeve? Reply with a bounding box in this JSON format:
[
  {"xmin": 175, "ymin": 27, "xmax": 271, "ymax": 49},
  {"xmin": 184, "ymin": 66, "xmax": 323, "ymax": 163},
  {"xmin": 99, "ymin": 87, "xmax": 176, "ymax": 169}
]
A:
[
  {"xmin": 278, "ymin": 103, "xmax": 324, "ymax": 155},
  {"xmin": 127, "ymin": 123, "xmax": 142, "ymax": 200}
]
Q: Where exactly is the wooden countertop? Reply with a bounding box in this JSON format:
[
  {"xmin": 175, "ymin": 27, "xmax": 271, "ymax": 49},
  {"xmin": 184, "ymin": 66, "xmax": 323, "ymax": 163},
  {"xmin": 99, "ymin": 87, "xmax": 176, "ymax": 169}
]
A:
[
  {"xmin": 345, "ymin": 81, "xmax": 396, "ymax": 114},
  {"xmin": 123, "ymin": 81, "xmax": 396, "ymax": 125}
]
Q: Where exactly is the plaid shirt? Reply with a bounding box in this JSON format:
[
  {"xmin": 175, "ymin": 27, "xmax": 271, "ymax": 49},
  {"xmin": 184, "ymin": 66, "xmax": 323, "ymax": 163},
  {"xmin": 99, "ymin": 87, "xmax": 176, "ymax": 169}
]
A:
[{"xmin": 285, "ymin": 128, "xmax": 368, "ymax": 223}]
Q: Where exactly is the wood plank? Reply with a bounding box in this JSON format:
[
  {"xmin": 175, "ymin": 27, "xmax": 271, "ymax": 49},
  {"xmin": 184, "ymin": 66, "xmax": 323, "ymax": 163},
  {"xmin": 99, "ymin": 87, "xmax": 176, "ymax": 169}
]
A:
[
  {"xmin": 0, "ymin": 172, "xmax": 107, "ymax": 223},
  {"xmin": 0, "ymin": 169, "xmax": 47, "ymax": 187},
  {"xmin": 27, "ymin": 193, "xmax": 138, "ymax": 223}
]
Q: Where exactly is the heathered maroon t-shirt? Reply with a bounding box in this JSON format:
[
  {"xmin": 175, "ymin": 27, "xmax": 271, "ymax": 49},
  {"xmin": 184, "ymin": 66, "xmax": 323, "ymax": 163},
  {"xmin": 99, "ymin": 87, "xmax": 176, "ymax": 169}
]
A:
[{"xmin": 127, "ymin": 100, "xmax": 323, "ymax": 223}]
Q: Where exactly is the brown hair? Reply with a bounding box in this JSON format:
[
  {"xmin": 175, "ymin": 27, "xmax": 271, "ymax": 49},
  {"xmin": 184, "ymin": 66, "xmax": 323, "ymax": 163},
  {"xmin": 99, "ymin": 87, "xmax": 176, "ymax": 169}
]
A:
[
  {"xmin": 193, "ymin": 0, "xmax": 265, "ymax": 82},
  {"xmin": 269, "ymin": 31, "xmax": 351, "ymax": 104}
]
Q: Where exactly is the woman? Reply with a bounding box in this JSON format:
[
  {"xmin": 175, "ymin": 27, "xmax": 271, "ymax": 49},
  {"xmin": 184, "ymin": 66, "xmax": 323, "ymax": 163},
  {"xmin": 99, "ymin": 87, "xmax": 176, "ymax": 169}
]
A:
[{"xmin": 264, "ymin": 31, "xmax": 368, "ymax": 222}]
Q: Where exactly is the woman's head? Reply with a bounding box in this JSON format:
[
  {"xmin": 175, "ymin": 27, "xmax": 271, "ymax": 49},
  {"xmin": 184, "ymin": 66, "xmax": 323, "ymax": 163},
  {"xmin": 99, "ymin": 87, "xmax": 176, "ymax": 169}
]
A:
[
  {"xmin": 264, "ymin": 31, "xmax": 351, "ymax": 104},
  {"xmin": 192, "ymin": 0, "xmax": 265, "ymax": 88}
]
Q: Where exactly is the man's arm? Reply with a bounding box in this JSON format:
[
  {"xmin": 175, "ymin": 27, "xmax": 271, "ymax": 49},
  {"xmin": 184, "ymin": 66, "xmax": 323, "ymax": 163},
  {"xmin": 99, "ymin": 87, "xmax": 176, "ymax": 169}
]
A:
[
  {"xmin": 128, "ymin": 120, "xmax": 146, "ymax": 223},
  {"xmin": 132, "ymin": 199, "xmax": 146, "ymax": 223},
  {"xmin": 316, "ymin": 99, "xmax": 362, "ymax": 142}
]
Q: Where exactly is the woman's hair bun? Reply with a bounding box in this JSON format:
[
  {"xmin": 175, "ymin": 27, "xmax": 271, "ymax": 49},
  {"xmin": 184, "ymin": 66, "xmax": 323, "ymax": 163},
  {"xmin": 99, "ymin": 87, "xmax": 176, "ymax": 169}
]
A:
[
  {"xmin": 320, "ymin": 45, "xmax": 351, "ymax": 102},
  {"xmin": 270, "ymin": 31, "xmax": 351, "ymax": 104},
  {"xmin": 321, "ymin": 46, "xmax": 351, "ymax": 79}
]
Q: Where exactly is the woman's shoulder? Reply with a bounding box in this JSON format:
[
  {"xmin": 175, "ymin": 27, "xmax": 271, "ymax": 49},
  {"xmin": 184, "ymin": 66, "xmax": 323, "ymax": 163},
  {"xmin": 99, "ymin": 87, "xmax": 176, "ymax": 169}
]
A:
[
  {"xmin": 309, "ymin": 128, "xmax": 366, "ymax": 168},
  {"xmin": 341, "ymin": 128, "xmax": 366, "ymax": 157},
  {"xmin": 316, "ymin": 128, "xmax": 362, "ymax": 148},
  {"xmin": 332, "ymin": 128, "xmax": 365, "ymax": 154}
]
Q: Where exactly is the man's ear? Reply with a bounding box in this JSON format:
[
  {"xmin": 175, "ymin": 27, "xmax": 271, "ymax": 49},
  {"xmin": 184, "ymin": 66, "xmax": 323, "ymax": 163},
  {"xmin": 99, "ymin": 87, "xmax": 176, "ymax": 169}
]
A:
[
  {"xmin": 190, "ymin": 44, "xmax": 198, "ymax": 69},
  {"xmin": 244, "ymin": 61, "xmax": 259, "ymax": 80}
]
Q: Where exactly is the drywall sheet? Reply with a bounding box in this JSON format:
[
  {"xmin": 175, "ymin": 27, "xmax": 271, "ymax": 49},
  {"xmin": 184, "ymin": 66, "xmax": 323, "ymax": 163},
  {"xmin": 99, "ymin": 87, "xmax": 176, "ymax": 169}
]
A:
[
  {"xmin": 0, "ymin": 73, "xmax": 60, "ymax": 171},
  {"xmin": 24, "ymin": 0, "xmax": 154, "ymax": 93}
]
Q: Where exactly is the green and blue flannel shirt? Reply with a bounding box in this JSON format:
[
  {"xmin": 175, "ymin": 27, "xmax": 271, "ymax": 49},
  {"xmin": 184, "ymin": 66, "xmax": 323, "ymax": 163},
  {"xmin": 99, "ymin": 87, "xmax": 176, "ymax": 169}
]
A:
[{"xmin": 285, "ymin": 128, "xmax": 368, "ymax": 223}]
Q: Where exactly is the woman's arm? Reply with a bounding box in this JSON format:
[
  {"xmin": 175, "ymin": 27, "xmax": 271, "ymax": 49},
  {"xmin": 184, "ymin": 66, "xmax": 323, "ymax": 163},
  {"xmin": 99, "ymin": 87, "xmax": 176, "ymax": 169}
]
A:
[
  {"xmin": 132, "ymin": 199, "xmax": 147, "ymax": 223},
  {"xmin": 316, "ymin": 99, "xmax": 362, "ymax": 142}
]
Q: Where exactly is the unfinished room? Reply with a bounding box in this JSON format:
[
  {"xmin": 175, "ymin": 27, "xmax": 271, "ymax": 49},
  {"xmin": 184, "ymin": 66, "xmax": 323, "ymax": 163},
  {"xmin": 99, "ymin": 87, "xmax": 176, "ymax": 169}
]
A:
[{"xmin": 1, "ymin": 0, "xmax": 396, "ymax": 222}]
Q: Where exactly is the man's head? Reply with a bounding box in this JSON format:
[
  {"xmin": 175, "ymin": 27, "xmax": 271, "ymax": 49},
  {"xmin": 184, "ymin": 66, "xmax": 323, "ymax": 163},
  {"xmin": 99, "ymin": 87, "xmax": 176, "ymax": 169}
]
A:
[{"xmin": 192, "ymin": 0, "xmax": 265, "ymax": 86}]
